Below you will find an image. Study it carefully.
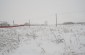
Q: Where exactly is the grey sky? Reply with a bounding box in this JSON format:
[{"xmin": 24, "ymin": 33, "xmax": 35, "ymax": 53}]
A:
[{"xmin": 0, "ymin": 0, "xmax": 85, "ymax": 24}]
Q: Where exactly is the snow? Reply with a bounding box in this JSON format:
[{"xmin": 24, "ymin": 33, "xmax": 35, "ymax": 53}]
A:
[{"xmin": 0, "ymin": 24, "xmax": 85, "ymax": 55}]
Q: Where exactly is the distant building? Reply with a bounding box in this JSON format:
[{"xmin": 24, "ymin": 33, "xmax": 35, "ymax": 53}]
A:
[
  {"xmin": 24, "ymin": 22, "xmax": 30, "ymax": 26},
  {"xmin": 63, "ymin": 22, "xmax": 75, "ymax": 25},
  {"xmin": 0, "ymin": 21, "xmax": 10, "ymax": 26}
]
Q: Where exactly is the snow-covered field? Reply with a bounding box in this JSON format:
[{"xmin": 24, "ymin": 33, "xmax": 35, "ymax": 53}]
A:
[{"xmin": 0, "ymin": 24, "xmax": 85, "ymax": 55}]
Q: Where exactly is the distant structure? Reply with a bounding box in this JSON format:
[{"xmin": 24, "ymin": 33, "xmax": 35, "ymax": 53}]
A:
[
  {"xmin": 24, "ymin": 22, "xmax": 30, "ymax": 26},
  {"xmin": 0, "ymin": 21, "xmax": 10, "ymax": 26},
  {"xmin": 63, "ymin": 22, "xmax": 75, "ymax": 25},
  {"xmin": 24, "ymin": 20, "xmax": 30, "ymax": 26}
]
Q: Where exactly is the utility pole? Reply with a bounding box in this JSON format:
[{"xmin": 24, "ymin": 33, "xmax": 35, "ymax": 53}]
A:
[
  {"xmin": 29, "ymin": 20, "xmax": 30, "ymax": 27},
  {"xmin": 56, "ymin": 13, "xmax": 57, "ymax": 27},
  {"xmin": 13, "ymin": 20, "xmax": 14, "ymax": 25}
]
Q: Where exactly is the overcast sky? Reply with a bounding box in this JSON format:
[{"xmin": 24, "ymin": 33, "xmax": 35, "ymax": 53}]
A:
[{"xmin": 0, "ymin": 0, "xmax": 85, "ymax": 24}]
